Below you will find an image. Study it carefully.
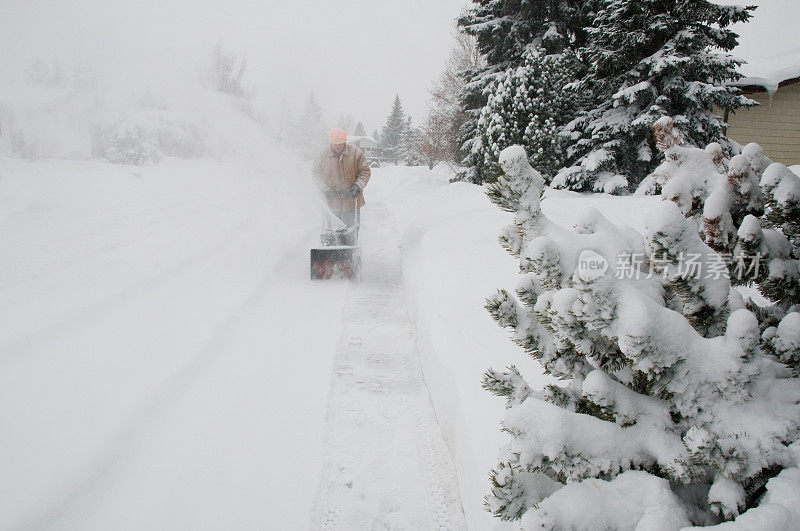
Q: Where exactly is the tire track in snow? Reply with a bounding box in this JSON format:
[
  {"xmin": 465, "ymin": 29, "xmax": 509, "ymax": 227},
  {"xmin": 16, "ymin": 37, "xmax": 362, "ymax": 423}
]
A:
[{"xmin": 310, "ymin": 202, "xmax": 467, "ymax": 530}]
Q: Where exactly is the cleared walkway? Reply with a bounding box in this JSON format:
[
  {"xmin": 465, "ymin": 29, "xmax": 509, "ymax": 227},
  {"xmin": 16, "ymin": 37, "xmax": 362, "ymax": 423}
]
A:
[{"xmin": 310, "ymin": 202, "xmax": 467, "ymax": 530}]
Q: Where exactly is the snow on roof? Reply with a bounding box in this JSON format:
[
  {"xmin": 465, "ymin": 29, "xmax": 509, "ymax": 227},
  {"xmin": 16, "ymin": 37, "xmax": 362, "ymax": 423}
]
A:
[
  {"xmin": 730, "ymin": 47, "xmax": 800, "ymax": 93},
  {"xmin": 347, "ymin": 135, "xmax": 377, "ymax": 145},
  {"xmin": 721, "ymin": 0, "xmax": 800, "ymax": 92}
]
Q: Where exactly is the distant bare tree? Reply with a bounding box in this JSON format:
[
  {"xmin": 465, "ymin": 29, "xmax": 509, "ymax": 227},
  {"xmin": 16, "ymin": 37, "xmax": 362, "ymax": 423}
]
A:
[
  {"xmin": 426, "ymin": 31, "xmax": 485, "ymax": 164},
  {"xmin": 336, "ymin": 114, "xmax": 355, "ymax": 134},
  {"xmin": 204, "ymin": 42, "xmax": 248, "ymax": 97},
  {"xmin": 431, "ymin": 32, "xmax": 482, "ymax": 111},
  {"xmin": 416, "ymin": 113, "xmax": 452, "ymax": 170}
]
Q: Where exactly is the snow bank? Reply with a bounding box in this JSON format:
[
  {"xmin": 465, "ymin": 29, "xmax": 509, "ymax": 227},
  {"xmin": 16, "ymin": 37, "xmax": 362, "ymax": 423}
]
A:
[
  {"xmin": 521, "ymin": 471, "xmax": 691, "ymax": 530},
  {"xmin": 370, "ymin": 164, "xmax": 669, "ymax": 529},
  {"xmin": 369, "ymin": 164, "xmax": 535, "ymax": 530}
]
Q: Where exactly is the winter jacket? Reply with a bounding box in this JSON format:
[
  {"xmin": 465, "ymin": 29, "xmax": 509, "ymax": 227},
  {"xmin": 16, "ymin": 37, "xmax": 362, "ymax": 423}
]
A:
[{"xmin": 312, "ymin": 143, "xmax": 371, "ymax": 211}]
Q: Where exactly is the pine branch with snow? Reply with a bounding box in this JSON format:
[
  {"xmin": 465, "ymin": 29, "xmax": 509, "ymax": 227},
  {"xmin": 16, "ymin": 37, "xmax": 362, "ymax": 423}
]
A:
[
  {"xmin": 472, "ymin": 48, "xmax": 586, "ymax": 183},
  {"xmin": 483, "ymin": 144, "xmax": 800, "ymax": 528},
  {"xmin": 455, "ymin": 0, "xmax": 595, "ymax": 184},
  {"xmin": 640, "ymin": 117, "xmax": 800, "ymax": 374},
  {"xmin": 555, "ymin": 0, "xmax": 756, "ymax": 192}
]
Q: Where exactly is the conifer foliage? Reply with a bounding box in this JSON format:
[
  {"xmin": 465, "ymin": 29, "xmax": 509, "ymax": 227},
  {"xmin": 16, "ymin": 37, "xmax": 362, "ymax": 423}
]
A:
[
  {"xmin": 555, "ymin": 0, "xmax": 756, "ymax": 192},
  {"xmin": 379, "ymin": 95, "xmax": 424, "ymax": 165},
  {"xmin": 457, "ymin": 0, "xmax": 594, "ymax": 184},
  {"xmin": 379, "ymin": 95, "xmax": 407, "ymax": 164},
  {"xmin": 458, "ymin": 0, "xmax": 757, "ymax": 191},
  {"xmin": 642, "ymin": 117, "xmax": 800, "ymax": 372},
  {"xmin": 473, "ymin": 47, "xmax": 584, "ymax": 182},
  {"xmin": 482, "ymin": 143, "xmax": 800, "ymax": 527}
]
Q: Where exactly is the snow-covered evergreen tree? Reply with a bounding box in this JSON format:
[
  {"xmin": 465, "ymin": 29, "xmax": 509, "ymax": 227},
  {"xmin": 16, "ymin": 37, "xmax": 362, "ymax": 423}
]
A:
[
  {"xmin": 482, "ymin": 144, "xmax": 800, "ymax": 527},
  {"xmin": 456, "ymin": 0, "xmax": 597, "ymax": 183},
  {"xmin": 640, "ymin": 116, "xmax": 800, "ymax": 374},
  {"xmin": 400, "ymin": 116, "xmax": 425, "ymax": 166},
  {"xmin": 104, "ymin": 118, "xmax": 162, "ymax": 165},
  {"xmin": 379, "ymin": 95, "xmax": 406, "ymax": 164},
  {"xmin": 296, "ymin": 92, "xmax": 326, "ymax": 158},
  {"xmin": 472, "ymin": 47, "xmax": 585, "ymax": 182},
  {"xmin": 354, "ymin": 121, "xmax": 366, "ymax": 136},
  {"xmin": 554, "ymin": 0, "xmax": 755, "ymax": 192}
]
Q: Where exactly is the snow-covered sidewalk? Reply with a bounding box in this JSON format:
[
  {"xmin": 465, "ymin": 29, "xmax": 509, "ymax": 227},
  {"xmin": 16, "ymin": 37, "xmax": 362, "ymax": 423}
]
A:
[{"xmin": 311, "ymin": 200, "xmax": 466, "ymax": 529}]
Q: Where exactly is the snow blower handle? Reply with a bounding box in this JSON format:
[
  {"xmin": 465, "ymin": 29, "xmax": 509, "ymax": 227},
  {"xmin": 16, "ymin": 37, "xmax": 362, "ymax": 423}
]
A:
[{"xmin": 353, "ymin": 192, "xmax": 359, "ymax": 227}]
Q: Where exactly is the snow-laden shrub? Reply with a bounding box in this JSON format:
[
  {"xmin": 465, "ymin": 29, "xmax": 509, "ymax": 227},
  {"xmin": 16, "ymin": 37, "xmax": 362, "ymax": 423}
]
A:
[
  {"xmin": 482, "ymin": 145, "xmax": 800, "ymax": 528},
  {"xmin": 155, "ymin": 119, "xmax": 206, "ymax": 158},
  {"xmin": 7, "ymin": 125, "xmax": 41, "ymax": 160},
  {"xmin": 639, "ymin": 116, "xmax": 800, "ymax": 371},
  {"xmin": 103, "ymin": 118, "xmax": 162, "ymax": 165}
]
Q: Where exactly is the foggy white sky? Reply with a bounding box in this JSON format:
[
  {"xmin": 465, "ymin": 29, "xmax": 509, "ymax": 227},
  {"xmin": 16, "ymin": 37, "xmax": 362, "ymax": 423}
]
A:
[
  {"xmin": 1, "ymin": 0, "xmax": 796, "ymax": 133},
  {"xmin": 0, "ymin": 0, "xmax": 468, "ymax": 133},
  {"xmin": 721, "ymin": 0, "xmax": 799, "ymax": 64}
]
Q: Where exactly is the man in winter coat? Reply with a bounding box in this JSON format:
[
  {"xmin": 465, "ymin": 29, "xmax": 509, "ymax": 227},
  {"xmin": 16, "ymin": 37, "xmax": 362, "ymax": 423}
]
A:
[{"xmin": 312, "ymin": 128, "xmax": 371, "ymax": 230}]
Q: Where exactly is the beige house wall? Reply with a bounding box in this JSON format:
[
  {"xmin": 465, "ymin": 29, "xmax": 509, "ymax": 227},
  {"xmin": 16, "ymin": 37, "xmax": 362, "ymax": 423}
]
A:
[{"xmin": 724, "ymin": 80, "xmax": 800, "ymax": 166}]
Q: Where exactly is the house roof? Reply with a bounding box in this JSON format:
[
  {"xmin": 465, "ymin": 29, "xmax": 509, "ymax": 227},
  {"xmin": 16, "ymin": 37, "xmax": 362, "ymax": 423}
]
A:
[
  {"xmin": 347, "ymin": 135, "xmax": 377, "ymax": 146},
  {"xmin": 730, "ymin": 47, "xmax": 800, "ymax": 93},
  {"xmin": 722, "ymin": 0, "xmax": 800, "ymax": 92}
]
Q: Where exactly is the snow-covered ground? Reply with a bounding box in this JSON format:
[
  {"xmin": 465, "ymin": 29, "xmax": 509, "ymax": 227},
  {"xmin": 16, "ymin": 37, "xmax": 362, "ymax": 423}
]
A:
[
  {"xmin": 0, "ymin": 153, "xmax": 349, "ymax": 529},
  {"xmin": 3, "ymin": 151, "xmax": 797, "ymax": 529}
]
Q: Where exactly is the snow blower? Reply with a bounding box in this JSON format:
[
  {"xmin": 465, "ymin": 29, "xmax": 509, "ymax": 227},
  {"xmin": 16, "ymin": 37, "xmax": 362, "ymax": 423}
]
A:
[{"xmin": 310, "ymin": 195, "xmax": 361, "ymax": 281}]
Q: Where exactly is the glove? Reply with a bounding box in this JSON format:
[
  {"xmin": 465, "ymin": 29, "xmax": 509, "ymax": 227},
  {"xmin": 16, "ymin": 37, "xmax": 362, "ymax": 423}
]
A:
[
  {"xmin": 346, "ymin": 183, "xmax": 360, "ymax": 198},
  {"xmin": 322, "ymin": 186, "xmax": 336, "ymax": 199}
]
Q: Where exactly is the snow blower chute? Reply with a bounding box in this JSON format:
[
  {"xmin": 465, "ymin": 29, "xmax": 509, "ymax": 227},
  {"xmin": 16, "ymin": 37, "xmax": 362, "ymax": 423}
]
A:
[{"xmin": 310, "ymin": 195, "xmax": 361, "ymax": 280}]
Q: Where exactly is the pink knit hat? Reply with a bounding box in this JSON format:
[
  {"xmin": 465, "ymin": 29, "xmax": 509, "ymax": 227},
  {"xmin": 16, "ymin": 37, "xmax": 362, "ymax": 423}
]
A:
[{"xmin": 329, "ymin": 128, "xmax": 347, "ymax": 144}]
